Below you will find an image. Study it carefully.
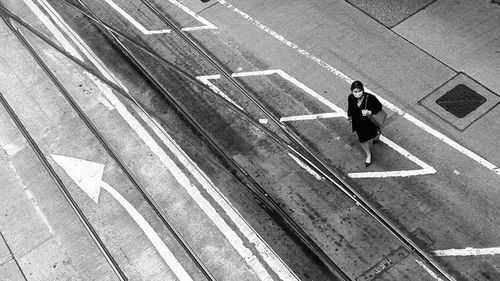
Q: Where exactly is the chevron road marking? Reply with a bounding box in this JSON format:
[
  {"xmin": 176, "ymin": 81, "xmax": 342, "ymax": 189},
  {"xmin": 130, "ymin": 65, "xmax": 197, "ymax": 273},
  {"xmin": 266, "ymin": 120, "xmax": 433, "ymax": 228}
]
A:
[
  {"xmin": 198, "ymin": 69, "xmax": 436, "ymax": 178},
  {"xmin": 218, "ymin": 0, "xmax": 499, "ymax": 177},
  {"xmin": 103, "ymin": 0, "xmax": 216, "ymax": 33}
]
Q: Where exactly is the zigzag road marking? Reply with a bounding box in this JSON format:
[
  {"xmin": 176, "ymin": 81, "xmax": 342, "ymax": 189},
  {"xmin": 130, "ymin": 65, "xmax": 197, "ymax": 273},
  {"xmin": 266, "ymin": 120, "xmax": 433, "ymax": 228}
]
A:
[
  {"xmin": 218, "ymin": 0, "xmax": 499, "ymax": 177},
  {"xmin": 198, "ymin": 69, "xmax": 436, "ymax": 178},
  {"xmin": 103, "ymin": 0, "xmax": 216, "ymax": 34}
]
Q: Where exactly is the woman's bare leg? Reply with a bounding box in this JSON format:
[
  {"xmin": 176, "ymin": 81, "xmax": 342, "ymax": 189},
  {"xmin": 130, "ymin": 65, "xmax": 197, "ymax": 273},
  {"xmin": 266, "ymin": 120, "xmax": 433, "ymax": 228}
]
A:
[{"xmin": 360, "ymin": 141, "xmax": 371, "ymax": 163}]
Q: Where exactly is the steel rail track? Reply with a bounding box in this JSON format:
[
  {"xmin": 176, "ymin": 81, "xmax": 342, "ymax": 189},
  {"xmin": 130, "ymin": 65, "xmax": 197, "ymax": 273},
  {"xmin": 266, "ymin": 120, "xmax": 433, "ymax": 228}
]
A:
[
  {"xmin": 0, "ymin": 9, "xmax": 216, "ymax": 281},
  {"xmin": 24, "ymin": 1, "xmax": 454, "ymax": 280},
  {"xmin": 131, "ymin": 1, "xmax": 457, "ymax": 280},
  {"xmin": 68, "ymin": 0, "xmax": 350, "ymax": 279},
  {"xmin": 0, "ymin": 13, "xmax": 128, "ymax": 281}
]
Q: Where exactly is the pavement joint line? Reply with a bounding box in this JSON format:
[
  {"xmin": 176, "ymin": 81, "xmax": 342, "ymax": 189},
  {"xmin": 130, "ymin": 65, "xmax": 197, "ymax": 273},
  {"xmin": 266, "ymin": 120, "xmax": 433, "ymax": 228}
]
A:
[{"xmin": 218, "ymin": 0, "xmax": 500, "ymax": 177}]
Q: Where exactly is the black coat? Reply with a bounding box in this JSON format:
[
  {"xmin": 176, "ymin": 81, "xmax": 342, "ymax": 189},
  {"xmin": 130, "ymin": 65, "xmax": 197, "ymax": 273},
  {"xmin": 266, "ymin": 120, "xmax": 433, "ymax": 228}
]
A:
[{"xmin": 347, "ymin": 92, "xmax": 382, "ymax": 142}]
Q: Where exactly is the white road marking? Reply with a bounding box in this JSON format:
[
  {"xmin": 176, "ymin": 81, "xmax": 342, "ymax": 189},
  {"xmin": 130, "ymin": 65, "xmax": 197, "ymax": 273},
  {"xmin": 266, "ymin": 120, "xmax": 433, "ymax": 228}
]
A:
[
  {"xmin": 51, "ymin": 155, "xmax": 194, "ymax": 281},
  {"xmin": 35, "ymin": 0, "xmax": 127, "ymax": 90},
  {"xmin": 433, "ymin": 247, "xmax": 500, "ymax": 256},
  {"xmin": 207, "ymin": 69, "xmax": 436, "ymax": 178},
  {"xmin": 280, "ymin": 113, "xmax": 345, "ymax": 122},
  {"xmin": 103, "ymin": 0, "xmax": 171, "ymax": 34},
  {"xmin": 31, "ymin": 4, "xmax": 294, "ymax": 279},
  {"xmin": 21, "ymin": 0, "xmax": 83, "ymax": 61},
  {"xmin": 218, "ymin": 0, "xmax": 499, "ymax": 176},
  {"xmin": 167, "ymin": 0, "xmax": 217, "ymax": 31},
  {"xmin": 196, "ymin": 75, "xmax": 244, "ymax": 110},
  {"xmin": 90, "ymin": 76, "xmax": 291, "ymax": 281},
  {"xmin": 104, "ymin": 0, "xmax": 216, "ymax": 33},
  {"xmin": 415, "ymin": 259, "xmax": 448, "ymax": 281},
  {"xmin": 141, "ymin": 111, "xmax": 299, "ymax": 281},
  {"xmin": 348, "ymin": 135, "xmax": 436, "ymax": 178},
  {"xmin": 288, "ymin": 153, "xmax": 324, "ymax": 181}
]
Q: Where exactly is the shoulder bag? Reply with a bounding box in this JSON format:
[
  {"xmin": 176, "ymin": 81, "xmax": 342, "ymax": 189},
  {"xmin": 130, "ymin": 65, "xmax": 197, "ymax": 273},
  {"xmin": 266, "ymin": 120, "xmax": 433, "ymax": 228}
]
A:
[{"xmin": 364, "ymin": 94, "xmax": 387, "ymax": 128}]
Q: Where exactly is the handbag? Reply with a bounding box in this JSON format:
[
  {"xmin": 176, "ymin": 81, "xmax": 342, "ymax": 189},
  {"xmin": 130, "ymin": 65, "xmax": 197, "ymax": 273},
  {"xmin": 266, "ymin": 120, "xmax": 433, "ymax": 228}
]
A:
[{"xmin": 364, "ymin": 94, "xmax": 387, "ymax": 128}]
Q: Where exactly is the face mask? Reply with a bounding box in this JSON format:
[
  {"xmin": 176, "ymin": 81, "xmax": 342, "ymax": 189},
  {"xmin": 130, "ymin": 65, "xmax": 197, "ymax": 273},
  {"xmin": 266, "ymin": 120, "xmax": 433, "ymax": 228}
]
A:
[{"xmin": 353, "ymin": 91, "xmax": 363, "ymax": 99}]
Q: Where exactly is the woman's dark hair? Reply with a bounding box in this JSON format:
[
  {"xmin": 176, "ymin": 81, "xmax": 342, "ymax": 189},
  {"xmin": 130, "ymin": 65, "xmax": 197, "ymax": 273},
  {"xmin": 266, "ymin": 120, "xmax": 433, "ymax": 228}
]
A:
[{"xmin": 350, "ymin": 80, "xmax": 364, "ymax": 92}]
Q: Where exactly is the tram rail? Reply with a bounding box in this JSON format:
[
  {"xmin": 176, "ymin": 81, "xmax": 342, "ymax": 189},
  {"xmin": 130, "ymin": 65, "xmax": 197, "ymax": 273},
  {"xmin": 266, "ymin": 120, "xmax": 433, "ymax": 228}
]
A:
[
  {"xmin": 1, "ymin": 1, "xmax": 456, "ymax": 280},
  {"xmin": 0, "ymin": 8, "xmax": 216, "ymax": 281}
]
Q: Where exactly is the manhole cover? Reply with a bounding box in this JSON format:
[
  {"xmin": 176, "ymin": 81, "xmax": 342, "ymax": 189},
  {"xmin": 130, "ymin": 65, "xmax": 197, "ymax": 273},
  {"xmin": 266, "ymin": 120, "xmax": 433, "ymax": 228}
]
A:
[{"xmin": 436, "ymin": 84, "xmax": 486, "ymax": 118}]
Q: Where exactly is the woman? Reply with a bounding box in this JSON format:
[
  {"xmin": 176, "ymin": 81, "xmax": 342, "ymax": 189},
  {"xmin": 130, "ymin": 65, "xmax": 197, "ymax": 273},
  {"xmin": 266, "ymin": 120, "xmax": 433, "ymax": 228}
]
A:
[{"xmin": 347, "ymin": 81, "xmax": 382, "ymax": 167}]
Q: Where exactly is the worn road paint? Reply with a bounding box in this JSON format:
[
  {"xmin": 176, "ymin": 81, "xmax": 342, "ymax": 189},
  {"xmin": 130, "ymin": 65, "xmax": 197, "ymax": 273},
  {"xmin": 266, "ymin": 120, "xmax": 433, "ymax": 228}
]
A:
[
  {"xmin": 142, "ymin": 111, "xmax": 300, "ymax": 281},
  {"xmin": 104, "ymin": 0, "xmax": 216, "ymax": 33},
  {"xmin": 22, "ymin": 0, "xmax": 83, "ymax": 61},
  {"xmin": 34, "ymin": 0, "xmax": 127, "ymax": 90},
  {"xmin": 51, "ymin": 155, "xmax": 194, "ymax": 281},
  {"xmin": 103, "ymin": 0, "xmax": 171, "ymax": 34},
  {"xmin": 415, "ymin": 259, "xmax": 449, "ymax": 281},
  {"xmin": 31, "ymin": 3, "xmax": 288, "ymax": 278},
  {"xmin": 196, "ymin": 75, "xmax": 244, "ymax": 110},
  {"xmin": 167, "ymin": 0, "xmax": 217, "ymax": 31},
  {"xmin": 280, "ymin": 113, "xmax": 345, "ymax": 122},
  {"xmin": 433, "ymin": 247, "xmax": 500, "ymax": 256},
  {"xmin": 288, "ymin": 153, "xmax": 324, "ymax": 181},
  {"xmin": 90, "ymin": 77, "xmax": 280, "ymax": 281},
  {"xmin": 348, "ymin": 135, "xmax": 436, "ymax": 178},
  {"xmin": 218, "ymin": 0, "xmax": 499, "ymax": 176},
  {"xmin": 208, "ymin": 69, "xmax": 435, "ymax": 178}
]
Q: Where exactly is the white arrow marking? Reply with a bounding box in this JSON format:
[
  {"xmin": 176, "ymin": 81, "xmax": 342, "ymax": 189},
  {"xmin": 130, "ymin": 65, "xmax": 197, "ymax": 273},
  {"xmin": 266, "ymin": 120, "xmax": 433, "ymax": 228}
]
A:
[
  {"xmin": 51, "ymin": 154, "xmax": 193, "ymax": 281},
  {"xmin": 433, "ymin": 247, "xmax": 500, "ymax": 256}
]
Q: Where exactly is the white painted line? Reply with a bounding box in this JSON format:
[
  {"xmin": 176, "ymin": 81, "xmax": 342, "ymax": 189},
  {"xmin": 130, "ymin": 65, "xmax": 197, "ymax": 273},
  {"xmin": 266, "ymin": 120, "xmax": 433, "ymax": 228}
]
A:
[
  {"xmin": 37, "ymin": 4, "xmax": 289, "ymax": 277},
  {"xmin": 288, "ymin": 153, "xmax": 324, "ymax": 181},
  {"xmin": 348, "ymin": 135, "xmax": 436, "ymax": 178},
  {"xmin": 219, "ymin": 0, "xmax": 499, "ymax": 176},
  {"xmin": 433, "ymin": 247, "xmax": 500, "ymax": 256},
  {"xmin": 415, "ymin": 259, "xmax": 448, "ymax": 281},
  {"xmin": 89, "ymin": 76, "xmax": 295, "ymax": 281},
  {"xmin": 233, "ymin": 69, "xmax": 346, "ymax": 114},
  {"xmin": 229, "ymin": 69, "xmax": 435, "ymax": 178},
  {"xmin": 197, "ymin": 75, "xmax": 244, "ymax": 110},
  {"xmin": 144, "ymin": 114, "xmax": 299, "ymax": 281},
  {"xmin": 22, "ymin": 0, "xmax": 83, "ymax": 61},
  {"xmin": 280, "ymin": 113, "xmax": 345, "ymax": 122},
  {"xmin": 167, "ymin": 0, "xmax": 217, "ymax": 31},
  {"xmin": 52, "ymin": 155, "xmax": 193, "ymax": 281},
  {"xmin": 35, "ymin": 0, "xmax": 128, "ymax": 91},
  {"xmin": 103, "ymin": 0, "xmax": 171, "ymax": 34}
]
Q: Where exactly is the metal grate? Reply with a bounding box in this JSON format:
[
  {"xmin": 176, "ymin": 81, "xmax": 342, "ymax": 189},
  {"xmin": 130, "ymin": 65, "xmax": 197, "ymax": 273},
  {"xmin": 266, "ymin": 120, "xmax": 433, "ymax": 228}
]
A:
[{"xmin": 436, "ymin": 84, "xmax": 486, "ymax": 118}]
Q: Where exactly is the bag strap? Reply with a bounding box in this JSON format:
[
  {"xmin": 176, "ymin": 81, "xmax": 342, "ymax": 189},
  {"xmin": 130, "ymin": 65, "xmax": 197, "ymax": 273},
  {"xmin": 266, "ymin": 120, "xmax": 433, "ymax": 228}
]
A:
[{"xmin": 364, "ymin": 93, "xmax": 369, "ymax": 110}]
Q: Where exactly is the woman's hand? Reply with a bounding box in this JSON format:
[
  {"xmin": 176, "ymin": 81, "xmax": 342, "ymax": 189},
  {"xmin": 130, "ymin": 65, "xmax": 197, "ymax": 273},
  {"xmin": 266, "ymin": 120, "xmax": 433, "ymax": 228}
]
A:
[{"xmin": 361, "ymin": 110, "xmax": 372, "ymax": 116}]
